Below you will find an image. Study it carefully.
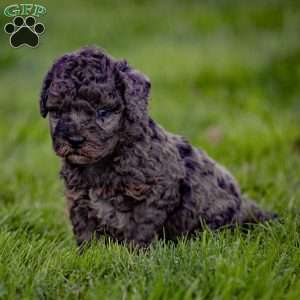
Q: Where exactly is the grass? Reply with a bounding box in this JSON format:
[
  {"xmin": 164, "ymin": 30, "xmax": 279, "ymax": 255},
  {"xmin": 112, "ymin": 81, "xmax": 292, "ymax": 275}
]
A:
[{"xmin": 0, "ymin": 0, "xmax": 300, "ymax": 299}]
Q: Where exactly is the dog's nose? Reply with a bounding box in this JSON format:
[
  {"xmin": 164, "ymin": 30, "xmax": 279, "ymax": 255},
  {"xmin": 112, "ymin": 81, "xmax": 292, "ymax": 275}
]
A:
[{"xmin": 67, "ymin": 135, "xmax": 85, "ymax": 147}]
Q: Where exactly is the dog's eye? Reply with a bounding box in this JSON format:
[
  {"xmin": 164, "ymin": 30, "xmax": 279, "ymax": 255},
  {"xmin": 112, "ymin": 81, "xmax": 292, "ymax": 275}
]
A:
[
  {"xmin": 96, "ymin": 108, "xmax": 112, "ymax": 119},
  {"xmin": 49, "ymin": 110, "xmax": 61, "ymax": 119},
  {"xmin": 96, "ymin": 104, "xmax": 120, "ymax": 119}
]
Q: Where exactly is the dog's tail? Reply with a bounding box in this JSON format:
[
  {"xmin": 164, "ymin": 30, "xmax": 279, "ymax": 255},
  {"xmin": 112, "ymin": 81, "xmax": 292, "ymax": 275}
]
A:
[{"xmin": 236, "ymin": 198, "xmax": 278, "ymax": 225}]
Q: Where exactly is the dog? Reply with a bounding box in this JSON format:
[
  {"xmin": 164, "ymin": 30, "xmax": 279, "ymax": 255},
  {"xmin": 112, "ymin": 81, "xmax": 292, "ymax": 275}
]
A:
[{"xmin": 40, "ymin": 47, "xmax": 275, "ymax": 246}]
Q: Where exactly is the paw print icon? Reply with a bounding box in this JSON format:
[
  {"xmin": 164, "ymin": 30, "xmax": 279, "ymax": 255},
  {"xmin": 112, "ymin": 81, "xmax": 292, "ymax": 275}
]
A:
[{"xmin": 4, "ymin": 16, "xmax": 45, "ymax": 48}]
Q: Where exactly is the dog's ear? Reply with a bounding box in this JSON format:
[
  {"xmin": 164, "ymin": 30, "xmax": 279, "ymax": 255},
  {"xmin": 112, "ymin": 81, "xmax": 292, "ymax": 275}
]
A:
[
  {"xmin": 40, "ymin": 68, "xmax": 53, "ymax": 118},
  {"xmin": 40, "ymin": 54, "xmax": 70, "ymax": 118},
  {"xmin": 115, "ymin": 60, "xmax": 151, "ymax": 123}
]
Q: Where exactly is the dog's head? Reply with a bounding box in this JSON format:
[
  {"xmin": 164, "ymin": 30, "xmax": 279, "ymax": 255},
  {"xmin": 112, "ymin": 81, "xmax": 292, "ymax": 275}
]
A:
[{"xmin": 40, "ymin": 47, "xmax": 151, "ymax": 165}]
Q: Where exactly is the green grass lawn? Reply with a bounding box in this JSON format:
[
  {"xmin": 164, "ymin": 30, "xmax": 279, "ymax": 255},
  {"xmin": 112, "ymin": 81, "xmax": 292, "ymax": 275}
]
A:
[{"xmin": 0, "ymin": 0, "xmax": 300, "ymax": 299}]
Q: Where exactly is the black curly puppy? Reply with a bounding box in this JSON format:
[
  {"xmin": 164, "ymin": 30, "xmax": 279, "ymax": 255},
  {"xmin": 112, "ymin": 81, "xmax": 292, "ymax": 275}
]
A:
[{"xmin": 40, "ymin": 47, "xmax": 275, "ymax": 246}]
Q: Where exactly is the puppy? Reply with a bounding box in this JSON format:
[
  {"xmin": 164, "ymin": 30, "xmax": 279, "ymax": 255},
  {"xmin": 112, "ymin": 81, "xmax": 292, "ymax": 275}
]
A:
[{"xmin": 40, "ymin": 47, "xmax": 275, "ymax": 246}]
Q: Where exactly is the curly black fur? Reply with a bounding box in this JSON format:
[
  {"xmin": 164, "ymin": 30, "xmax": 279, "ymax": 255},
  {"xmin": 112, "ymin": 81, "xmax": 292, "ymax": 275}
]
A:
[{"xmin": 40, "ymin": 47, "xmax": 276, "ymax": 246}]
